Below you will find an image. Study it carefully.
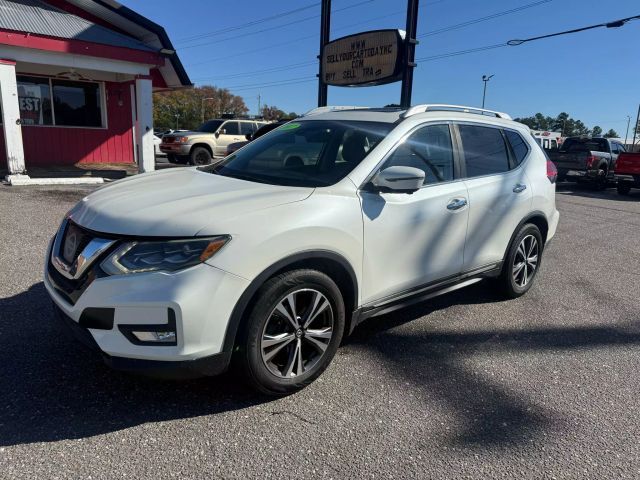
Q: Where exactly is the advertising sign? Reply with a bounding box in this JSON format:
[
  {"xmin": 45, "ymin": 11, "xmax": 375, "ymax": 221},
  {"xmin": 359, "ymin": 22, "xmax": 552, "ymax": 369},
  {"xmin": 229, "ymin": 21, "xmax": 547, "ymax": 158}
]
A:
[{"xmin": 321, "ymin": 29, "xmax": 405, "ymax": 87}]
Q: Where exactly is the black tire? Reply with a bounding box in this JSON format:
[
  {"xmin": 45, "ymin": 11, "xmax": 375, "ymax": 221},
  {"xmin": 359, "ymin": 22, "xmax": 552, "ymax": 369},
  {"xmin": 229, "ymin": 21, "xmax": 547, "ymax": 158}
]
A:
[
  {"xmin": 617, "ymin": 183, "xmax": 631, "ymax": 195},
  {"xmin": 190, "ymin": 146, "xmax": 213, "ymax": 166},
  {"xmin": 237, "ymin": 269, "xmax": 345, "ymax": 395},
  {"xmin": 498, "ymin": 223, "xmax": 543, "ymax": 299}
]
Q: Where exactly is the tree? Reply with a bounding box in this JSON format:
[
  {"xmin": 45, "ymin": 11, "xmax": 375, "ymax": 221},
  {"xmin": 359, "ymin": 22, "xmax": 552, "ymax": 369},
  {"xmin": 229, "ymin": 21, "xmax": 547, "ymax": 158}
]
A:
[
  {"xmin": 261, "ymin": 104, "xmax": 286, "ymax": 121},
  {"xmin": 153, "ymin": 85, "xmax": 248, "ymax": 131},
  {"xmin": 591, "ymin": 126, "xmax": 603, "ymax": 137},
  {"xmin": 286, "ymin": 112, "xmax": 299, "ymax": 119},
  {"xmin": 603, "ymin": 129, "xmax": 619, "ymax": 138}
]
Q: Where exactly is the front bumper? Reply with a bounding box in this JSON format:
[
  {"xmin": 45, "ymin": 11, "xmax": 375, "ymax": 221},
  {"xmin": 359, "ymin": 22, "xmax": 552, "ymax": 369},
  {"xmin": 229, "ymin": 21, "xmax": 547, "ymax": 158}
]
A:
[
  {"xmin": 159, "ymin": 143, "xmax": 191, "ymax": 155},
  {"xmin": 44, "ymin": 238, "xmax": 250, "ymax": 375}
]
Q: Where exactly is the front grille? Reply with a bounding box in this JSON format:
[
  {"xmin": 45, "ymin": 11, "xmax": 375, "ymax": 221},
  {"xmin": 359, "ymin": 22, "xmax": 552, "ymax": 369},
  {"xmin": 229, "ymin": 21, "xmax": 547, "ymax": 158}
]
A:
[
  {"xmin": 60, "ymin": 223, "xmax": 93, "ymax": 265},
  {"xmin": 163, "ymin": 136, "xmax": 176, "ymax": 144}
]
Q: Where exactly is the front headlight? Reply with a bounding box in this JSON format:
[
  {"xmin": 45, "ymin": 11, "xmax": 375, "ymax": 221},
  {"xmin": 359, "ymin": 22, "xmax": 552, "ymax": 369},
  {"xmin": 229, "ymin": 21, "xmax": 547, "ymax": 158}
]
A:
[
  {"xmin": 177, "ymin": 136, "xmax": 190, "ymax": 143},
  {"xmin": 100, "ymin": 236, "xmax": 230, "ymax": 275}
]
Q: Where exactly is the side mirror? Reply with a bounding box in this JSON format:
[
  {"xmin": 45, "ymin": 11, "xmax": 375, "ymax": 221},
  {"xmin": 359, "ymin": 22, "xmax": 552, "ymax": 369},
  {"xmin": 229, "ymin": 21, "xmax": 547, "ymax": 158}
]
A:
[
  {"xmin": 371, "ymin": 166, "xmax": 425, "ymax": 193},
  {"xmin": 214, "ymin": 132, "xmax": 220, "ymax": 138},
  {"xmin": 245, "ymin": 133, "xmax": 252, "ymax": 141}
]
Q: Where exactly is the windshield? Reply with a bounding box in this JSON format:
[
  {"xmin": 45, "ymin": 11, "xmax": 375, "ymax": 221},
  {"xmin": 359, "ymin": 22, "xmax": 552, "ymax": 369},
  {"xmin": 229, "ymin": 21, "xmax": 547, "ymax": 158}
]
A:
[
  {"xmin": 560, "ymin": 138, "xmax": 608, "ymax": 153},
  {"xmin": 197, "ymin": 120, "xmax": 224, "ymax": 133},
  {"xmin": 200, "ymin": 120, "xmax": 393, "ymax": 187}
]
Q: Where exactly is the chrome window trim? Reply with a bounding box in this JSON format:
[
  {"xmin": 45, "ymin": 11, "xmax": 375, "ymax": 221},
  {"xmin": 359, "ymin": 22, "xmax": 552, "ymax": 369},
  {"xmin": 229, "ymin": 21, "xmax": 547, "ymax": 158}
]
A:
[{"xmin": 51, "ymin": 219, "xmax": 116, "ymax": 280}]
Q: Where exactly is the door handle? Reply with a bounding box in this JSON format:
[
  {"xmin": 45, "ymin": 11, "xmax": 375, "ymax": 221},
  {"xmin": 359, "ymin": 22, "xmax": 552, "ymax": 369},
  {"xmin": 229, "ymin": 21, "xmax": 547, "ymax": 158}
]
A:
[
  {"xmin": 447, "ymin": 198, "xmax": 467, "ymax": 211},
  {"xmin": 513, "ymin": 184, "xmax": 527, "ymax": 193}
]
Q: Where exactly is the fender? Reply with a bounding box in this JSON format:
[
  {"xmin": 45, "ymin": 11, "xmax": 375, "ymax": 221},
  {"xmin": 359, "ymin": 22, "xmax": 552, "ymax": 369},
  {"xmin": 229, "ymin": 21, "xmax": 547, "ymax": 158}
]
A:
[
  {"xmin": 500, "ymin": 210, "xmax": 549, "ymax": 267},
  {"xmin": 220, "ymin": 250, "xmax": 358, "ymax": 354}
]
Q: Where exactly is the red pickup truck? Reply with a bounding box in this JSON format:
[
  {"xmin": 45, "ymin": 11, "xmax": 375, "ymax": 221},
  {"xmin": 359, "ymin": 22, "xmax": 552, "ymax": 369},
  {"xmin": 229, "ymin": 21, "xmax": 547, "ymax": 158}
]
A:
[{"xmin": 614, "ymin": 152, "xmax": 640, "ymax": 195}]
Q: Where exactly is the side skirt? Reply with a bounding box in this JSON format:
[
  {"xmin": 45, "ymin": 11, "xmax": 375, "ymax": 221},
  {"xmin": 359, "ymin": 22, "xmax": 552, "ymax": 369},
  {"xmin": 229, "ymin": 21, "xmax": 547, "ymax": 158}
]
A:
[{"xmin": 350, "ymin": 264, "xmax": 501, "ymax": 333}]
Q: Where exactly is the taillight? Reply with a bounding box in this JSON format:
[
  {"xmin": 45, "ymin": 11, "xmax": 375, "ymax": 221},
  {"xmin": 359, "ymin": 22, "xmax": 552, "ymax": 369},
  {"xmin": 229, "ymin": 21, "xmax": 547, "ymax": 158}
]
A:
[
  {"xmin": 585, "ymin": 155, "xmax": 598, "ymax": 168},
  {"xmin": 546, "ymin": 160, "xmax": 558, "ymax": 183}
]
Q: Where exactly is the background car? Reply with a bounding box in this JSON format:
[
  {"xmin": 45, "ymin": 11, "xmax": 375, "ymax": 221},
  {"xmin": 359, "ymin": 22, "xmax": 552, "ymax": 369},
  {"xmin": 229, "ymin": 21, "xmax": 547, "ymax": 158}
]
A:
[{"xmin": 226, "ymin": 119, "xmax": 290, "ymax": 155}]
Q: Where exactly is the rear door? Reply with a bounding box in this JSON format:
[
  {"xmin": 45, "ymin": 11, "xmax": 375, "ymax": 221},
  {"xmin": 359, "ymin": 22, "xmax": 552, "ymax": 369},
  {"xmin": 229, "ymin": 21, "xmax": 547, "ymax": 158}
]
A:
[
  {"xmin": 215, "ymin": 121, "xmax": 244, "ymax": 156},
  {"xmin": 455, "ymin": 123, "xmax": 533, "ymax": 272}
]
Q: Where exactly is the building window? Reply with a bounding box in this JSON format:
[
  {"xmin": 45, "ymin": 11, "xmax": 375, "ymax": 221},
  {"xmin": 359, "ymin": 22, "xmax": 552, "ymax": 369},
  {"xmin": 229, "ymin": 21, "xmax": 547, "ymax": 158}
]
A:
[
  {"xmin": 1, "ymin": 76, "xmax": 105, "ymax": 128},
  {"xmin": 16, "ymin": 76, "xmax": 53, "ymax": 126},
  {"xmin": 52, "ymin": 80, "xmax": 102, "ymax": 127}
]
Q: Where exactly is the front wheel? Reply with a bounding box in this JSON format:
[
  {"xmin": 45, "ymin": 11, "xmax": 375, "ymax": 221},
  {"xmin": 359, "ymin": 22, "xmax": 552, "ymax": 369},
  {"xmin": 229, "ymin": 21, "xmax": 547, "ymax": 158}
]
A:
[
  {"xmin": 190, "ymin": 146, "xmax": 213, "ymax": 166},
  {"xmin": 498, "ymin": 224, "xmax": 543, "ymax": 299},
  {"xmin": 238, "ymin": 270, "xmax": 345, "ymax": 395}
]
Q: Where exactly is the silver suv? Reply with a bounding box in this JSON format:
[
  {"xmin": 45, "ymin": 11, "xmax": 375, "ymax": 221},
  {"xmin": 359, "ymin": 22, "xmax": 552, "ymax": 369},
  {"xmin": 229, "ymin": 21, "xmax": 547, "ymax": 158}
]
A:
[{"xmin": 160, "ymin": 118, "xmax": 268, "ymax": 165}]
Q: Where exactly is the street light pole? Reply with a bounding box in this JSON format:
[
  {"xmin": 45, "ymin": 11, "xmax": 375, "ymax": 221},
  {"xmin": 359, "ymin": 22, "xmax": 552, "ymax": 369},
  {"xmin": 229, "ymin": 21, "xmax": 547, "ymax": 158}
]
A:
[
  {"xmin": 624, "ymin": 115, "xmax": 631, "ymax": 148},
  {"xmin": 481, "ymin": 74, "xmax": 494, "ymax": 109},
  {"xmin": 201, "ymin": 97, "xmax": 215, "ymax": 124}
]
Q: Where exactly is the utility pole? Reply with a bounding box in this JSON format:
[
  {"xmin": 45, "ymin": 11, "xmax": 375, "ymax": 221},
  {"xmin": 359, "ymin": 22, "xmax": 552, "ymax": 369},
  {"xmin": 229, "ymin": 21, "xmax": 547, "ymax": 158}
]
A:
[
  {"xmin": 257, "ymin": 94, "xmax": 262, "ymax": 117},
  {"xmin": 481, "ymin": 74, "xmax": 494, "ymax": 109},
  {"xmin": 201, "ymin": 97, "xmax": 215, "ymax": 124},
  {"xmin": 624, "ymin": 115, "xmax": 631, "ymax": 148},
  {"xmin": 175, "ymin": 113, "xmax": 181, "ymax": 130},
  {"xmin": 633, "ymin": 104, "xmax": 640, "ymax": 152}
]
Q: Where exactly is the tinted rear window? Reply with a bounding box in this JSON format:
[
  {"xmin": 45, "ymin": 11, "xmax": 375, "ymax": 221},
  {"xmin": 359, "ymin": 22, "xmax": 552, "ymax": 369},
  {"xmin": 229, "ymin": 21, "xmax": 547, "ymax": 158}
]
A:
[
  {"xmin": 504, "ymin": 130, "xmax": 529, "ymax": 165},
  {"xmin": 560, "ymin": 138, "xmax": 608, "ymax": 153},
  {"xmin": 459, "ymin": 124, "xmax": 510, "ymax": 177}
]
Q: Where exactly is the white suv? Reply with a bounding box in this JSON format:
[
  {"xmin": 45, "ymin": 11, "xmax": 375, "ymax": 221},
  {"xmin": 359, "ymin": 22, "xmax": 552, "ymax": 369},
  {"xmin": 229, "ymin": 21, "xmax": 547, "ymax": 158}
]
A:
[{"xmin": 45, "ymin": 105, "xmax": 559, "ymax": 394}]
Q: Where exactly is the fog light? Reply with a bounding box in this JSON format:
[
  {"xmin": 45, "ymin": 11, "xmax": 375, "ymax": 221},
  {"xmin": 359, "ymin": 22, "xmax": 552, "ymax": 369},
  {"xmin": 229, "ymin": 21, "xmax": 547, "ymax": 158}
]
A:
[
  {"xmin": 131, "ymin": 331, "xmax": 176, "ymax": 343},
  {"xmin": 118, "ymin": 308, "xmax": 178, "ymax": 346}
]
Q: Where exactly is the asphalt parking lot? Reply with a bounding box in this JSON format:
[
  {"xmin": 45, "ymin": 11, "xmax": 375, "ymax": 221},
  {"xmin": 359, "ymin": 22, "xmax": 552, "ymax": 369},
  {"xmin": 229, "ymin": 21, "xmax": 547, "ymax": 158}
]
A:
[{"xmin": 0, "ymin": 182, "xmax": 639, "ymax": 479}]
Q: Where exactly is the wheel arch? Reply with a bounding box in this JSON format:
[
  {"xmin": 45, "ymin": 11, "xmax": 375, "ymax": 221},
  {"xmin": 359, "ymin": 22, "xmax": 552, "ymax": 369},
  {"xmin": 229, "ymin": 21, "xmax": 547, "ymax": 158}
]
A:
[
  {"xmin": 502, "ymin": 211, "xmax": 549, "ymax": 265},
  {"xmin": 190, "ymin": 143, "xmax": 214, "ymax": 156},
  {"xmin": 221, "ymin": 250, "xmax": 359, "ymax": 354}
]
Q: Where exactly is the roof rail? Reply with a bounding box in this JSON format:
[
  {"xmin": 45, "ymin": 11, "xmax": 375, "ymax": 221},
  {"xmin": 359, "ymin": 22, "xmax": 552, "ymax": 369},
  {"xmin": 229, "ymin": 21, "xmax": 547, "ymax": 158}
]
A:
[
  {"xmin": 302, "ymin": 106, "xmax": 370, "ymax": 116},
  {"xmin": 402, "ymin": 104, "xmax": 512, "ymax": 120}
]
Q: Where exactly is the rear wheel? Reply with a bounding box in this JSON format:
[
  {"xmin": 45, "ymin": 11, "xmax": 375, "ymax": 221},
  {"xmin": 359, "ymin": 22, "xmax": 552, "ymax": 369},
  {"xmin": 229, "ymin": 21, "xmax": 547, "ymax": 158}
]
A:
[
  {"xmin": 238, "ymin": 270, "xmax": 345, "ymax": 395},
  {"xmin": 190, "ymin": 146, "xmax": 213, "ymax": 166},
  {"xmin": 498, "ymin": 224, "xmax": 543, "ymax": 299},
  {"xmin": 617, "ymin": 183, "xmax": 631, "ymax": 195},
  {"xmin": 594, "ymin": 167, "xmax": 608, "ymax": 190}
]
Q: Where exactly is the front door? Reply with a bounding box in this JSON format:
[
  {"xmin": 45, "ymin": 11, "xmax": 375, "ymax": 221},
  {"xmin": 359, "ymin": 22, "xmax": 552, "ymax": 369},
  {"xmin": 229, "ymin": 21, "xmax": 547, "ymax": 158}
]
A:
[
  {"xmin": 360, "ymin": 123, "xmax": 469, "ymax": 305},
  {"xmin": 214, "ymin": 121, "xmax": 244, "ymax": 156}
]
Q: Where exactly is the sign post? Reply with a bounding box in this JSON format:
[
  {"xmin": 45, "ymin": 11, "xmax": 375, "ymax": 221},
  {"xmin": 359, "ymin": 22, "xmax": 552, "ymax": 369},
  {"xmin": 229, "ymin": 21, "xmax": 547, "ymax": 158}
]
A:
[
  {"xmin": 317, "ymin": 0, "xmax": 419, "ymax": 108},
  {"xmin": 317, "ymin": 0, "xmax": 331, "ymax": 107},
  {"xmin": 400, "ymin": 0, "xmax": 419, "ymax": 109}
]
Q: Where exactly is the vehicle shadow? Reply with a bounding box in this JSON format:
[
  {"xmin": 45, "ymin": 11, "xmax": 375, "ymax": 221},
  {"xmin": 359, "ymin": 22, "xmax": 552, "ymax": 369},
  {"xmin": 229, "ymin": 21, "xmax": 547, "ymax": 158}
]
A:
[
  {"xmin": 556, "ymin": 182, "xmax": 639, "ymax": 201},
  {"xmin": 347, "ymin": 281, "xmax": 640, "ymax": 447},
  {"xmin": 0, "ymin": 283, "xmax": 272, "ymax": 447},
  {"xmin": 3, "ymin": 281, "xmax": 640, "ymax": 449}
]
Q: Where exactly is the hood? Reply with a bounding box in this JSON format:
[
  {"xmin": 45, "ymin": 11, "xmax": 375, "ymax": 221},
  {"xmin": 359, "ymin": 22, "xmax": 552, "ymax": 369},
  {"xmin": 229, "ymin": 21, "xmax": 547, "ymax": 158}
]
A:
[{"xmin": 68, "ymin": 168, "xmax": 313, "ymax": 236}]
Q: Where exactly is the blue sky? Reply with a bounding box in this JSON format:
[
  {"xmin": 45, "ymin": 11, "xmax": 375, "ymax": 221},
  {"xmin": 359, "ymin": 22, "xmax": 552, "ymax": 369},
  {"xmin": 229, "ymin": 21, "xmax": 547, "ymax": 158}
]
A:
[{"xmin": 124, "ymin": 0, "xmax": 639, "ymax": 135}]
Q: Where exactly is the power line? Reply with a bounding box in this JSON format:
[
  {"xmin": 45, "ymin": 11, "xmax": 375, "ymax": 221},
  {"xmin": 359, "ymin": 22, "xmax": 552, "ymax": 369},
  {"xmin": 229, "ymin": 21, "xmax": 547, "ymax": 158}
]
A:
[
  {"xmin": 179, "ymin": 0, "xmax": 376, "ymax": 50},
  {"xmin": 416, "ymin": 43, "xmax": 506, "ymax": 62},
  {"xmin": 419, "ymin": 0, "xmax": 552, "ymax": 38},
  {"xmin": 188, "ymin": 0, "xmax": 549, "ymax": 77},
  {"xmin": 188, "ymin": 9, "xmax": 404, "ymax": 68},
  {"xmin": 508, "ymin": 14, "xmax": 640, "ymax": 45},
  {"xmin": 175, "ymin": 1, "xmax": 319, "ymax": 44}
]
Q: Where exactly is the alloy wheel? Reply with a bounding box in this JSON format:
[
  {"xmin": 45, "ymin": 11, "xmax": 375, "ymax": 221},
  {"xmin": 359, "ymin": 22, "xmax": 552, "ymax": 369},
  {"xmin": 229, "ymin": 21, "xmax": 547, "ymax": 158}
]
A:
[
  {"xmin": 512, "ymin": 235, "xmax": 539, "ymax": 288},
  {"xmin": 261, "ymin": 289, "xmax": 334, "ymax": 378}
]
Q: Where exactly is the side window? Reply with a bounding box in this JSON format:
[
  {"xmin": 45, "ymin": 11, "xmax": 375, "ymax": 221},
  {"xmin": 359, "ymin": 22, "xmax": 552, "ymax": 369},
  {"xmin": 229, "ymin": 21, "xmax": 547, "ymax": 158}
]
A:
[
  {"xmin": 382, "ymin": 124, "xmax": 454, "ymax": 185},
  {"xmin": 222, "ymin": 121, "xmax": 240, "ymax": 135},
  {"xmin": 504, "ymin": 129, "xmax": 530, "ymax": 165},
  {"xmin": 458, "ymin": 124, "xmax": 510, "ymax": 177},
  {"xmin": 239, "ymin": 122, "xmax": 254, "ymax": 135}
]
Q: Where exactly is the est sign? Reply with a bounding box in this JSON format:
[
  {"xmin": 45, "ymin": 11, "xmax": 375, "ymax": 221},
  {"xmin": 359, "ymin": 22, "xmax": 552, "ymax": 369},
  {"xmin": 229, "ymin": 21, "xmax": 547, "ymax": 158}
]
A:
[{"xmin": 322, "ymin": 29, "xmax": 405, "ymax": 87}]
